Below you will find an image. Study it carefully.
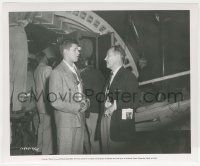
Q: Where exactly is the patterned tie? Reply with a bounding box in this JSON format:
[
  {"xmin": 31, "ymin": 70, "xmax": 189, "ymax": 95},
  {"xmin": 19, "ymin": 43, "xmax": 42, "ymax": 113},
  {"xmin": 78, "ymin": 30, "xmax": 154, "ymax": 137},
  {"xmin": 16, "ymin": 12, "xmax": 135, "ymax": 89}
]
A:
[
  {"xmin": 73, "ymin": 66, "xmax": 83, "ymax": 93},
  {"xmin": 73, "ymin": 66, "xmax": 81, "ymax": 81},
  {"xmin": 105, "ymin": 72, "xmax": 113, "ymax": 97}
]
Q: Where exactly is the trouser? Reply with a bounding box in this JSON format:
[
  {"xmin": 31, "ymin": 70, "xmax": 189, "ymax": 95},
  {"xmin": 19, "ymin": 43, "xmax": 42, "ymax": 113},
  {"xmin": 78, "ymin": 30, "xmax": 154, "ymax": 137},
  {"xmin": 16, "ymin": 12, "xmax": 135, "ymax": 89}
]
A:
[
  {"xmin": 57, "ymin": 127, "xmax": 84, "ymax": 154},
  {"xmin": 101, "ymin": 115, "xmax": 134, "ymax": 154},
  {"xmin": 85, "ymin": 113, "xmax": 100, "ymax": 154},
  {"xmin": 37, "ymin": 113, "xmax": 53, "ymax": 155},
  {"xmin": 9, "ymin": 26, "xmax": 28, "ymax": 111}
]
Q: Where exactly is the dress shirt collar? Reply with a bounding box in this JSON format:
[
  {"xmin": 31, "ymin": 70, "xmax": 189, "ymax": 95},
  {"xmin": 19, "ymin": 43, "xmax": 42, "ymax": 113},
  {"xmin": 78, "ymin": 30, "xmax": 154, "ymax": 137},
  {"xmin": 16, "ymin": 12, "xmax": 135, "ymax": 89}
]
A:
[
  {"xmin": 111, "ymin": 65, "xmax": 122, "ymax": 78},
  {"xmin": 109, "ymin": 65, "xmax": 123, "ymax": 85},
  {"xmin": 63, "ymin": 59, "xmax": 77, "ymax": 73}
]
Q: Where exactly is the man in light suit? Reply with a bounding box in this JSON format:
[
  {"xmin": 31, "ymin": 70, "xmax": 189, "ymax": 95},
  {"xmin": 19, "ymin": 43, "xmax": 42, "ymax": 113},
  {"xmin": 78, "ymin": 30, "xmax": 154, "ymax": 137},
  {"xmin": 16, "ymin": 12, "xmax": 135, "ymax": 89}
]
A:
[
  {"xmin": 100, "ymin": 45, "xmax": 140, "ymax": 154},
  {"xmin": 49, "ymin": 40, "xmax": 89, "ymax": 154}
]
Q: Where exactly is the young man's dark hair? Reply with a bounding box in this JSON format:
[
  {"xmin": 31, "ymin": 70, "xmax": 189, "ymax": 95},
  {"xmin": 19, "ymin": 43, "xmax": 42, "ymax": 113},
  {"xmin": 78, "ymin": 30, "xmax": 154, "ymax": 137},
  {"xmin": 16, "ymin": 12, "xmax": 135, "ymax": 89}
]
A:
[{"xmin": 60, "ymin": 40, "xmax": 79, "ymax": 56}]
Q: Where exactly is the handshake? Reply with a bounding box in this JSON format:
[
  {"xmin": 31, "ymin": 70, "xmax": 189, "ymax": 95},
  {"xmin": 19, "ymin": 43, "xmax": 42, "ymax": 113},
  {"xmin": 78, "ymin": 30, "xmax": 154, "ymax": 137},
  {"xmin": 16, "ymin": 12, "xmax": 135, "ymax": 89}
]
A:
[{"xmin": 78, "ymin": 97, "xmax": 90, "ymax": 113}]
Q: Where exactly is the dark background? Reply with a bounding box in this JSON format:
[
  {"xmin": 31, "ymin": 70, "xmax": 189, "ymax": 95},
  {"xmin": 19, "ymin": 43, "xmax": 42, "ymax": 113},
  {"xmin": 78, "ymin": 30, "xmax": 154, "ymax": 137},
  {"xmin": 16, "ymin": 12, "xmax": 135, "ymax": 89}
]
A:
[
  {"xmin": 95, "ymin": 11, "xmax": 190, "ymax": 81},
  {"xmin": 25, "ymin": 10, "xmax": 190, "ymax": 82}
]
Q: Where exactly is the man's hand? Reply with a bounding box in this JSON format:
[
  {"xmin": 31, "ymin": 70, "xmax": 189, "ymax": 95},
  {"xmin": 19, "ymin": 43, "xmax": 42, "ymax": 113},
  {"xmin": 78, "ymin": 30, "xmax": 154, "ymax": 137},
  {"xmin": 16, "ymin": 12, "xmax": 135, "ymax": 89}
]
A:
[
  {"xmin": 79, "ymin": 98, "xmax": 90, "ymax": 113},
  {"xmin": 104, "ymin": 100, "xmax": 116, "ymax": 117}
]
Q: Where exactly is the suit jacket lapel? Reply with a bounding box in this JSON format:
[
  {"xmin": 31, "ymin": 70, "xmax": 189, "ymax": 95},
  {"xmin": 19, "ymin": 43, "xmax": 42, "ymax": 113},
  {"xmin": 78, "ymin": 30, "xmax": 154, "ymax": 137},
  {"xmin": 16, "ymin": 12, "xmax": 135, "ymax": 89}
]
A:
[
  {"xmin": 60, "ymin": 61, "xmax": 77, "ymax": 84},
  {"xmin": 74, "ymin": 66, "xmax": 82, "ymax": 82},
  {"xmin": 103, "ymin": 73, "xmax": 112, "ymax": 93},
  {"xmin": 110, "ymin": 66, "xmax": 125, "ymax": 90}
]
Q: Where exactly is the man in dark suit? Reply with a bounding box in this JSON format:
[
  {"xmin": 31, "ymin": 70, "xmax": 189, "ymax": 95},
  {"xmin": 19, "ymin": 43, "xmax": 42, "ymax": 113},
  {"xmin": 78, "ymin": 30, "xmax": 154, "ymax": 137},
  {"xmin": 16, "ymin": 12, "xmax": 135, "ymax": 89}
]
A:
[
  {"xmin": 49, "ymin": 40, "xmax": 89, "ymax": 154},
  {"xmin": 100, "ymin": 45, "xmax": 140, "ymax": 154}
]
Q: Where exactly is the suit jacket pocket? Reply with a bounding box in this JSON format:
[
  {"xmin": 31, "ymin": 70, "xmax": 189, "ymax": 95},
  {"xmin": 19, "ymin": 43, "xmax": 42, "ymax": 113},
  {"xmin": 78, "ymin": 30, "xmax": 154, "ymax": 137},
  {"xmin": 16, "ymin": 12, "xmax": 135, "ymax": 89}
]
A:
[
  {"xmin": 110, "ymin": 109, "xmax": 136, "ymax": 142},
  {"xmin": 54, "ymin": 110, "xmax": 81, "ymax": 128}
]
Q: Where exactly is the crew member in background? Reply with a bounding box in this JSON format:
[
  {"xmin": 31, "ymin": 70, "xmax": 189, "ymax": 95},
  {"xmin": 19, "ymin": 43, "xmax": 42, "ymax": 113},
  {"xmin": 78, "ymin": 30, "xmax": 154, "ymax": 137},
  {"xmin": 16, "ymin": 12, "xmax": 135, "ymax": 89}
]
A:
[
  {"xmin": 10, "ymin": 22, "xmax": 28, "ymax": 112},
  {"xmin": 24, "ymin": 53, "xmax": 39, "ymax": 137},
  {"xmin": 33, "ymin": 49, "xmax": 54, "ymax": 155},
  {"xmin": 80, "ymin": 58, "xmax": 105, "ymax": 154}
]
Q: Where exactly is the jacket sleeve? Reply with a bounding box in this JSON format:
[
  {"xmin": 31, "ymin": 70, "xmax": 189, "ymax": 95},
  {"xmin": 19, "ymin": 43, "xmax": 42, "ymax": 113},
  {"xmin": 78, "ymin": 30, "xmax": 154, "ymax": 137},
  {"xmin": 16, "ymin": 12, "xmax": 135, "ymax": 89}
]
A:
[
  {"xmin": 49, "ymin": 70, "xmax": 81, "ymax": 114},
  {"xmin": 116, "ymin": 72, "xmax": 140, "ymax": 110}
]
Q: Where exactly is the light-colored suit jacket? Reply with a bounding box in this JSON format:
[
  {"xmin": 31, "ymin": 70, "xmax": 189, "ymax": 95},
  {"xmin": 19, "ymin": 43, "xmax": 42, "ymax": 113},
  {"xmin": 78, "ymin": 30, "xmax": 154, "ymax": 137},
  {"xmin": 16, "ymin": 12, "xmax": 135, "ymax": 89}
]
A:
[
  {"xmin": 34, "ymin": 63, "xmax": 52, "ymax": 114},
  {"xmin": 49, "ymin": 60, "xmax": 83, "ymax": 128}
]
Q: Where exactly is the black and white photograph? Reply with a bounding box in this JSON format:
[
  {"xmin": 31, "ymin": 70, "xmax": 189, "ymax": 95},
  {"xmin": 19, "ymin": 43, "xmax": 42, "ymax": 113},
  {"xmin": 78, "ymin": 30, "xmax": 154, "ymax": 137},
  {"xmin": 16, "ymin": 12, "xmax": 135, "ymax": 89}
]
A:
[{"xmin": 1, "ymin": 2, "xmax": 199, "ymax": 164}]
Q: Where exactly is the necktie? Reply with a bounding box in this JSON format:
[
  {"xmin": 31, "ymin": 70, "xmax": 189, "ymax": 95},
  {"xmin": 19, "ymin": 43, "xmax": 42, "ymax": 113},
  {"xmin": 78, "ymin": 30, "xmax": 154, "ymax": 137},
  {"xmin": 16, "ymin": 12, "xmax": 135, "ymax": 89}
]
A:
[
  {"xmin": 73, "ymin": 66, "xmax": 82, "ymax": 82},
  {"xmin": 73, "ymin": 66, "xmax": 83, "ymax": 93},
  {"xmin": 105, "ymin": 72, "xmax": 113, "ymax": 97}
]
